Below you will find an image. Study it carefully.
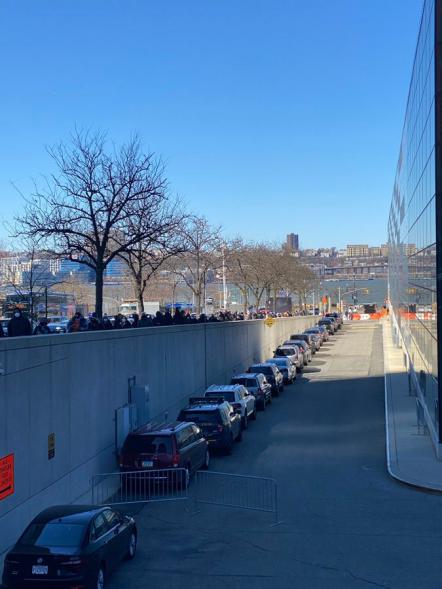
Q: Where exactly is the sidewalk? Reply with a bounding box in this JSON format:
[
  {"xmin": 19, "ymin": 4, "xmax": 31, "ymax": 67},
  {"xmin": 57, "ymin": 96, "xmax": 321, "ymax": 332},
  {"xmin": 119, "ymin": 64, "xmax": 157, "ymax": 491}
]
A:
[{"xmin": 383, "ymin": 317, "xmax": 442, "ymax": 491}]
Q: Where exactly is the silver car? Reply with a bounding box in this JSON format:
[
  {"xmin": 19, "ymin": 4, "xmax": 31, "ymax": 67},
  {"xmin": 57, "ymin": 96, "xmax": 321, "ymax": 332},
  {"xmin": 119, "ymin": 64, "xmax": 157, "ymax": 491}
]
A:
[{"xmin": 266, "ymin": 357, "xmax": 297, "ymax": 384}]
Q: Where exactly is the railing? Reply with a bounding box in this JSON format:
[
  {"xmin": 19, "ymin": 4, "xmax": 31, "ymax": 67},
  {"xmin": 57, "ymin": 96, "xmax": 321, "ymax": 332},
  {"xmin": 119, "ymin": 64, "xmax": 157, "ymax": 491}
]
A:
[
  {"xmin": 194, "ymin": 470, "xmax": 280, "ymax": 524},
  {"xmin": 91, "ymin": 468, "xmax": 189, "ymax": 505}
]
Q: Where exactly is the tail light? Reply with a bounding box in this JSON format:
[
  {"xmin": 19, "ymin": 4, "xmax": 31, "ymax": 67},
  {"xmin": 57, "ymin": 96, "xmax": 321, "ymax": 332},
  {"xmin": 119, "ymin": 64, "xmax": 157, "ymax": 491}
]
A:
[
  {"xmin": 60, "ymin": 557, "xmax": 83, "ymax": 566},
  {"xmin": 232, "ymin": 402, "xmax": 242, "ymax": 410},
  {"xmin": 172, "ymin": 452, "xmax": 180, "ymax": 467}
]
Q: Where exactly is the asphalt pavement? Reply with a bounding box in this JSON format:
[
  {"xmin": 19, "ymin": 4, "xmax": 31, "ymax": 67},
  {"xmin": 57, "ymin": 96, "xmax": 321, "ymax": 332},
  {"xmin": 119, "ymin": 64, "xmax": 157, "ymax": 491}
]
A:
[{"xmin": 109, "ymin": 322, "xmax": 442, "ymax": 589}]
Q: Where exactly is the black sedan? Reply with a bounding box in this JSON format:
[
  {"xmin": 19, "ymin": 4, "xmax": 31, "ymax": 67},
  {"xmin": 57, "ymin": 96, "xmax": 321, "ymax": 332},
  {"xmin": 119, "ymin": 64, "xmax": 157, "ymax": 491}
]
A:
[{"xmin": 2, "ymin": 504, "xmax": 137, "ymax": 589}]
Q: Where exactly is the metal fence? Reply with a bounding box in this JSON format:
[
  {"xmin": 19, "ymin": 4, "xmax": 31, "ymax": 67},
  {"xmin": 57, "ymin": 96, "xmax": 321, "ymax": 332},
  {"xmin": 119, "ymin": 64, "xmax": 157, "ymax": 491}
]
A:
[
  {"xmin": 91, "ymin": 468, "xmax": 189, "ymax": 505},
  {"xmin": 194, "ymin": 470, "xmax": 279, "ymax": 524}
]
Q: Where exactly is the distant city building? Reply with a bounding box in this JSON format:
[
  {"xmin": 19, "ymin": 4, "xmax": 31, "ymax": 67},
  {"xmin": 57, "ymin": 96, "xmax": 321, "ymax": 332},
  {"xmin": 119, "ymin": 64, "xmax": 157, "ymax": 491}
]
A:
[
  {"xmin": 346, "ymin": 244, "xmax": 369, "ymax": 257},
  {"xmin": 286, "ymin": 233, "xmax": 299, "ymax": 251},
  {"xmin": 368, "ymin": 246, "xmax": 381, "ymax": 257},
  {"xmin": 381, "ymin": 244, "xmax": 389, "ymax": 257},
  {"xmin": 388, "ymin": 0, "xmax": 440, "ymax": 449}
]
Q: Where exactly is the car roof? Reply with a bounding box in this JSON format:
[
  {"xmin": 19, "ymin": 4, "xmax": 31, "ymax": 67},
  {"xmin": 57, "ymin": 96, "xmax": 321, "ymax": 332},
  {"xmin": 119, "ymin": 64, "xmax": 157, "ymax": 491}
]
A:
[
  {"xmin": 232, "ymin": 373, "xmax": 260, "ymax": 380},
  {"xmin": 131, "ymin": 421, "xmax": 187, "ymax": 436},
  {"xmin": 249, "ymin": 363, "xmax": 274, "ymax": 368},
  {"xmin": 31, "ymin": 505, "xmax": 107, "ymax": 525},
  {"xmin": 206, "ymin": 384, "xmax": 244, "ymax": 393},
  {"xmin": 266, "ymin": 357, "xmax": 287, "ymax": 361}
]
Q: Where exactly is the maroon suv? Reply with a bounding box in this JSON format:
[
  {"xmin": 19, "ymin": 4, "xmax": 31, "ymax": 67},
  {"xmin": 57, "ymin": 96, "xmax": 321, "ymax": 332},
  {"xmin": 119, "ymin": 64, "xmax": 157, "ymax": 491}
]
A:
[{"xmin": 119, "ymin": 422, "xmax": 210, "ymax": 486}]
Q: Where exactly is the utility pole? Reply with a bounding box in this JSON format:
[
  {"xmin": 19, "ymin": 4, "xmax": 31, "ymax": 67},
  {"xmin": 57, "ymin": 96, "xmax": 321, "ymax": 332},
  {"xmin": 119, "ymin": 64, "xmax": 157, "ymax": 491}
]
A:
[{"xmin": 222, "ymin": 247, "xmax": 227, "ymax": 310}]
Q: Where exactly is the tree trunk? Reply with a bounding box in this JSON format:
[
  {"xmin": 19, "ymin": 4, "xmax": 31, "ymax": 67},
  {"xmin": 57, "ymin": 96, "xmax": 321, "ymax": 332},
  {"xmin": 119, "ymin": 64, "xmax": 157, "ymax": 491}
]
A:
[
  {"xmin": 95, "ymin": 264, "xmax": 104, "ymax": 319},
  {"xmin": 136, "ymin": 279, "xmax": 144, "ymax": 315}
]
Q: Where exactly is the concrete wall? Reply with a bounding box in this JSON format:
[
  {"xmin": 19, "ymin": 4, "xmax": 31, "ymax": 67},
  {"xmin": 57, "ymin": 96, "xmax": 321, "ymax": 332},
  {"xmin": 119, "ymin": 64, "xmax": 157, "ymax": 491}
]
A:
[{"xmin": 0, "ymin": 316, "xmax": 315, "ymax": 557}]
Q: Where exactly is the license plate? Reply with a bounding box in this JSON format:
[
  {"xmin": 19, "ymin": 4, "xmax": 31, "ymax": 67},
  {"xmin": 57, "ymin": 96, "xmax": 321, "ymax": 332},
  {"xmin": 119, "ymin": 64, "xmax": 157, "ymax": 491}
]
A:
[
  {"xmin": 32, "ymin": 565, "xmax": 48, "ymax": 575},
  {"xmin": 142, "ymin": 460, "xmax": 153, "ymax": 467}
]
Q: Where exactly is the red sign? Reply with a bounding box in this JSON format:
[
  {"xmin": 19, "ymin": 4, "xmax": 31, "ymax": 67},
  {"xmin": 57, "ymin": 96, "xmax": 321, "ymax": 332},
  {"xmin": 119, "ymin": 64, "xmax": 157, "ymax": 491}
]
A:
[
  {"xmin": 0, "ymin": 454, "xmax": 14, "ymax": 501},
  {"xmin": 322, "ymin": 296, "xmax": 327, "ymax": 304}
]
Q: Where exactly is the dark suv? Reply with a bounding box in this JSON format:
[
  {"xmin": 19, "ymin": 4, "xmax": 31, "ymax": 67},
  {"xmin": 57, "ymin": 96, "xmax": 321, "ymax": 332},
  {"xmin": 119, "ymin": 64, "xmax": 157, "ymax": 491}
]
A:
[
  {"xmin": 318, "ymin": 318, "xmax": 336, "ymax": 333},
  {"xmin": 119, "ymin": 422, "xmax": 209, "ymax": 485},
  {"xmin": 177, "ymin": 397, "xmax": 242, "ymax": 454},
  {"xmin": 248, "ymin": 363, "xmax": 284, "ymax": 396}
]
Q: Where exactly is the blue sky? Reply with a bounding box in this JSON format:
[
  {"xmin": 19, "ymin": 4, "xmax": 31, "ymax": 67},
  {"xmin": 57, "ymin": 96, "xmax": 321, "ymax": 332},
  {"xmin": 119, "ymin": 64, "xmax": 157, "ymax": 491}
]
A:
[{"xmin": 0, "ymin": 0, "xmax": 423, "ymax": 249}]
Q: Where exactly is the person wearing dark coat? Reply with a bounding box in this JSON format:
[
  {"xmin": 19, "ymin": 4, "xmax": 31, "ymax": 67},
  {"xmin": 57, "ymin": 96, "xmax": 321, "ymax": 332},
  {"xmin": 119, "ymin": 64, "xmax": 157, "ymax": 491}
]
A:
[
  {"xmin": 114, "ymin": 314, "xmax": 124, "ymax": 329},
  {"xmin": 131, "ymin": 313, "xmax": 140, "ymax": 328},
  {"xmin": 139, "ymin": 313, "xmax": 152, "ymax": 327},
  {"xmin": 33, "ymin": 318, "xmax": 51, "ymax": 335},
  {"xmin": 7, "ymin": 308, "xmax": 32, "ymax": 337},
  {"xmin": 0, "ymin": 322, "xmax": 5, "ymax": 336},
  {"xmin": 102, "ymin": 315, "xmax": 114, "ymax": 330},
  {"xmin": 88, "ymin": 313, "xmax": 102, "ymax": 331}
]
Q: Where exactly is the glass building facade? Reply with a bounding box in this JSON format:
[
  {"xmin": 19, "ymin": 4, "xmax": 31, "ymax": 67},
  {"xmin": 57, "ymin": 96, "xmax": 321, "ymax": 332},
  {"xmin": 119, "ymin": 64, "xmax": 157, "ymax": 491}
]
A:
[{"xmin": 388, "ymin": 0, "xmax": 441, "ymax": 440}]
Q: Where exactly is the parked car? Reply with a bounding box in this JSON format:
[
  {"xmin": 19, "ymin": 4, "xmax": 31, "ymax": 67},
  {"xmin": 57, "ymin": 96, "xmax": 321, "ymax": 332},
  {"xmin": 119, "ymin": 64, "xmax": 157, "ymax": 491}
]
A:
[
  {"xmin": 247, "ymin": 363, "xmax": 284, "ymax": 396},
  {"xmin": 2, "ymin": 505, "xmax": 137, "ymax": 589},
  {"xmin": 0, "ymin": 319, "xmax": 7, "ymax": 336},
  {"xmin": 265, "ymin": 357, "xmax": 297, "ymax": 384},
  {"xmin": 318, "ymin": 318, "xmax": 336, "ymax": 333},
  {"xmin": 290, "ymin": 333, "xmax": 316, "ymax": 354},
  {"xmin": 230, "ymin": 373, "xmax": 272, "ymax": 410},
  {"xmin": 274, "ymin": 345, "xmax": 304, "ymax": 372},
  {"xmin": 119, "ymin": 421, "xmax": 210, "ymax": 486},
  {"xmin": 205, "ymin": 384, "xmax": 257, "ymax": 429},
  {"xmin": 177, "ymin": 397, "xmax": 242, "ymax": 454},
  {"xmin": 325, "ymin": 312, "xmax": 343, "ymax": 327},
  {"xmin": 303, "ymin": 330, "xmax": 321, "ymax": 350},
  {"xmin": 305, "ymin": 326, "xmax": 327, "ymax": 344},
  {"xmin": 315, "ymin": 324, "xmax": 329, "ymax": 341},
  {"xmin": 284, "ymin": 339, "xmax": 312, "ymax": 364},
  {"xmin": 47, "ymin": 317, "xmax": 69, "ymax": 334}
]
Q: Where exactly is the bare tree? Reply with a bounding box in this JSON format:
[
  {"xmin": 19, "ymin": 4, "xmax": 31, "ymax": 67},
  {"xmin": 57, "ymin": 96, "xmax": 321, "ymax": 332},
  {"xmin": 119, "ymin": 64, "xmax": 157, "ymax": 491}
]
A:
[
  {"xmin": 14, "ymin": 130, "xmax": 169, "ymax": 318},
  {"xmin": 171, "ymin": 216, "xmax": 223, "ymax": 314},
  {"xmin": 117, "ymin": 199, "xmax": 186, "ymax": 313}
]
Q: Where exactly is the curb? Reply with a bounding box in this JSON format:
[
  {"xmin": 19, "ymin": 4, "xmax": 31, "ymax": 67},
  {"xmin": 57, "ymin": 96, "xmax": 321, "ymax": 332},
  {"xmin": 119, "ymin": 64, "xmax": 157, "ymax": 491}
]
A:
[{"xmin": 382, "ymin": 320, "xmax": 442, "ymax": 493}]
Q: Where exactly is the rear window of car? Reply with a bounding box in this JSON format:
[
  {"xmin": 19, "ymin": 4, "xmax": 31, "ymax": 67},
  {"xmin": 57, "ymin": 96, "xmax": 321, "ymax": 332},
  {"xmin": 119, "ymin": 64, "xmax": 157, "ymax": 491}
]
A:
[
  {"xmin": 250, "ymin": 366, "xmax": 272, "ymax": 375},
  {"xmin": 122, "ymin": 435, "xmax": 172, "ymax": 454},
  {"xmin": 206, "ymin": 391, "xmax": 235, "ymax": 402},
  {"xmin": 276, "ymin": 348, "xmax": 294, "ymax": 356},
  {"xmin": 179, "ymin": 410, "xmax": 222, "ymax": 424},
  {"xmin": 18, "ymin": 523, "xmax": 86, "ymax": 548},
  {"xmin": 232, "ymin": 377, "xmax": 257, "ymax": 388}
]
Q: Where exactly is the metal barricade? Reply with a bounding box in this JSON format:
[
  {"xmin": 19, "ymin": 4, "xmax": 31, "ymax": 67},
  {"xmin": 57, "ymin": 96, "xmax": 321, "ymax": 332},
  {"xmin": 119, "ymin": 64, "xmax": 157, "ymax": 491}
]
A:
[
  {"xmin": 92, "ymin": 468, "xmax": 188, "ymax": 505},
  {"xmin": 194, "ymin": 470, "xmax": 279, "ymax": 524}
]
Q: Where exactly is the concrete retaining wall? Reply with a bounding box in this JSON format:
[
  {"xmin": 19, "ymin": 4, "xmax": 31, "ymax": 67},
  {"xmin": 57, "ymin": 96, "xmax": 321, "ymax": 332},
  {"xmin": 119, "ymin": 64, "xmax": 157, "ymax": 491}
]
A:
[{"xmin": 0, "ymin": 316, "xmax": 315, "ymax": 556}]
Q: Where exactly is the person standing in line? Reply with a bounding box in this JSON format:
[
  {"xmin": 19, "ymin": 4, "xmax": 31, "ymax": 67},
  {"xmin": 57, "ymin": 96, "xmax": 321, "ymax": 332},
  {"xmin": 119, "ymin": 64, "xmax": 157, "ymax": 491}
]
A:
[
  {"xmin": 7, "ymin": 307, "xmax": 32, "ymax": 337},
  {"xmin": 33, "ymin": 317, "xmax": 51, "ymax": 335}
]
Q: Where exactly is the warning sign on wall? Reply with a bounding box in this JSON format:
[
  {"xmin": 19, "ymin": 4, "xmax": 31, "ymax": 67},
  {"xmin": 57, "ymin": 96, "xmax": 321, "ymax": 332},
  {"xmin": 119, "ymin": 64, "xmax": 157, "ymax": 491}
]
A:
[{"xmin": 0, "ymin": 454, "xmax": 14, "ymax": 501}]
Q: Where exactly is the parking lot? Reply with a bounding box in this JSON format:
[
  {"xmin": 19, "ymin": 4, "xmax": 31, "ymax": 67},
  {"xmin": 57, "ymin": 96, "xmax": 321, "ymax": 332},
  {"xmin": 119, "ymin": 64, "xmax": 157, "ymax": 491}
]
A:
[{"xmin": 104, "ymin": 322, "xmax": 442, "ymax": 588}]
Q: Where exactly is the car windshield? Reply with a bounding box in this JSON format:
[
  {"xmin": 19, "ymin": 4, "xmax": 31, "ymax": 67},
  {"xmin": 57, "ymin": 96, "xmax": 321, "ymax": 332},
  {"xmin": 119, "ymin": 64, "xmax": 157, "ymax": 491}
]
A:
[
  {"xmin": 232, "ymin": 377, "xmax": 257, "ymax": 388},
  {"xmin": 18, "ymin": 523, "xmax": 86, "ymax": 548},
  {"xmin": 123, "ymin": 435, "xmax": 172, "ymax": 454},
  {"xmin": 179, "ymin": 411, "xmax": 221, "ymax": 424},
  {"xmin": 206, "ymin": 391, "xmax": 235, "ymax": 402}
]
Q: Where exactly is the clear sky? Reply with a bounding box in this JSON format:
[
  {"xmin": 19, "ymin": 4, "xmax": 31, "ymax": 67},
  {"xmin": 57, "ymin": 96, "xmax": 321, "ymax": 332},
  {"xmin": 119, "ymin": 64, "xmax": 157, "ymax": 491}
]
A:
[{"xmin": 0, "ymin": 0, "xmax": 423, "ymax": 249}]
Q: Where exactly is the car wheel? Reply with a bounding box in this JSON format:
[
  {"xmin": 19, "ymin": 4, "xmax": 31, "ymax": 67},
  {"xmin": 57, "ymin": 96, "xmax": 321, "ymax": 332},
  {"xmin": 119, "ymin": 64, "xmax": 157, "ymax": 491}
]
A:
[
  {"xmin": 279, "ymin": 384, "xmax": 284, "ymax": 393},
  {"xmin": 95, "ymin": 566, "xmax": 105, "ymax": 589},
  {"xmin": 236, "ymin": 428, "xmax": 243, "ymax": 442},
  {"xmin": 260, "ymin": 399, "xmax": 266, "ymax": 411},
  {"xmin": 242, "ymin": 413, "xmax": 248, "ymax": 430},
  {"xmin": 251, "ymin": 407, "xmax": 257, "ymax": 420},
  {"xmin": 202, "ymin": 449, "xmax": 210, "ymax": 470},
  {"xmin": 268, "ymin": 395, "xmax": 272, "ymax": 405},
  {"xmin": 126, "ymin": 531, "xmax": 137, "ymax": 560}
]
